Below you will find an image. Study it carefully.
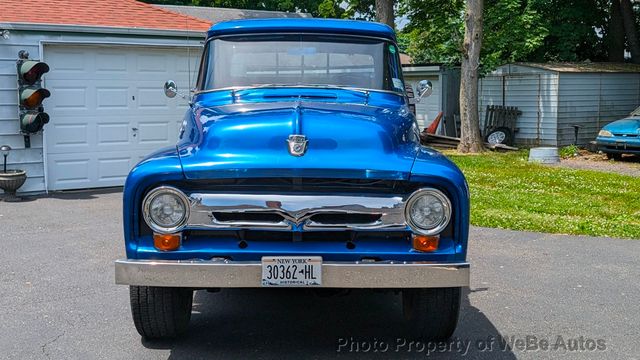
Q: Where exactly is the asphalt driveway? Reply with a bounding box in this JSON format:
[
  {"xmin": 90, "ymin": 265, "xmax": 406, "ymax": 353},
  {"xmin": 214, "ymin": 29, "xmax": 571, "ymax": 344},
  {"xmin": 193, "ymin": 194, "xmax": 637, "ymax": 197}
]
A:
[{"xmin": 0, "ymin": 189, "xmax": 638, "ymax": 359}]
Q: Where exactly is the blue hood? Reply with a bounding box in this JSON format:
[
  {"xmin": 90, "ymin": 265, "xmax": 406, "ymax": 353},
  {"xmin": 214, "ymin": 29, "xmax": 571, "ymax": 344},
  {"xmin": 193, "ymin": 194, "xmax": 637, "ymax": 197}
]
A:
[
  {"xmin": 177, "ymin": 89, "xmax": 420, "ymax": 180},
  {"xmin": 604, "ymin": 117, "xmax": 640, "ymax": 134}
]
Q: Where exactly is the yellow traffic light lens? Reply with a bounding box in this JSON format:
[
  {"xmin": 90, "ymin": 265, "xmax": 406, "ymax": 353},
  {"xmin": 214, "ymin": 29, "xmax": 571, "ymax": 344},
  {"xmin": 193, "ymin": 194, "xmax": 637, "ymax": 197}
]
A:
[
  {"xmin": 24, "ymin": 92, "xmax": 43, "ymax": 108},
  {"xmin": 20, "ymin": 88, "xmax": 50, "ymax": 109}
]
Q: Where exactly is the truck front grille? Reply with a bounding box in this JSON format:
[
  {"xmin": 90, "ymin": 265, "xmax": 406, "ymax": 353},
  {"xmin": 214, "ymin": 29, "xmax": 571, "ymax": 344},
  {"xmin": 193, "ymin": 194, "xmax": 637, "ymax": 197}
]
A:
[
  {"xmin": 211, "ymin": 211, "xmax": 383, "ymax": 227},
  {"xmin": 187, "ymin": 192, "xmax": 407, "ymax": 232}
]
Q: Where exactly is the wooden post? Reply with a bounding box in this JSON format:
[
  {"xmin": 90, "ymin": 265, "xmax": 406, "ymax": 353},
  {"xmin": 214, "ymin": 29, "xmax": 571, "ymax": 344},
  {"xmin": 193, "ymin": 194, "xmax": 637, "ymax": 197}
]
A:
[{"xmin": 375, "ymin": 0, "xmax": 394, "ymax": 28}]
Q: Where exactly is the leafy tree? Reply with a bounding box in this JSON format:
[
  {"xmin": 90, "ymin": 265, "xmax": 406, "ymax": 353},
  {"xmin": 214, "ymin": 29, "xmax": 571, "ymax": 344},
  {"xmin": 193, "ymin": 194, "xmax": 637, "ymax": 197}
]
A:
[
  {"xmin": 527, "ymin": 0, "xmax": 608, "ymax": 62},
  {"xmin": 343, "ymin": 0, "xmax": 376, "ymax": 20},
  {"xmin": 397, "ymin": 0, "xmax": 640, "ymax": 68},
  {"xmin": 399, "ymin": 0, "xmax": 464, "ymax": 65},
  {"xmin": 396, "ymin": 31, "xmax": 412, "ymax": 53},
  {"xmin": 400, "ymin": 0, "xmax": 547, "ymax": 72}
]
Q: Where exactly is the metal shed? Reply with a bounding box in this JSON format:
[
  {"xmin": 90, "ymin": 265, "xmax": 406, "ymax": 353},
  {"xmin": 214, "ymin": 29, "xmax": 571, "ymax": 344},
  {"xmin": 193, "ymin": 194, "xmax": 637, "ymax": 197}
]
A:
[{"xmin": 480, "ymin": 63, "xmax": 640, "ymax": 146}]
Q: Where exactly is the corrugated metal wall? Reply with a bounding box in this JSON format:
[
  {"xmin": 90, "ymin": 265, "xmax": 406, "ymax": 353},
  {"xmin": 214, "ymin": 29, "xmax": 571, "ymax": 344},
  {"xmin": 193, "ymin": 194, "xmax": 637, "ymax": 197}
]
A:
[
  {"xmin": 479, "ymin": 66, "xmax": 559, "ymax": 145},
  {"xmin": 557, "ymin": 73, "xmax": 640, "ymax": 145},
  {"xmin": 481, "ymin": 64, "xmax": 640, "ymax": 147}
]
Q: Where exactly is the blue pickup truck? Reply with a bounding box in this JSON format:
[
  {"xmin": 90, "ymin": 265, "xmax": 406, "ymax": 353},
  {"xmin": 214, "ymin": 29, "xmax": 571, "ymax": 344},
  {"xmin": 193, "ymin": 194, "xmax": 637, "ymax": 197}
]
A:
[{"xmin": 115, "ymin": 18, "xmax": 470, "ymax": 341}]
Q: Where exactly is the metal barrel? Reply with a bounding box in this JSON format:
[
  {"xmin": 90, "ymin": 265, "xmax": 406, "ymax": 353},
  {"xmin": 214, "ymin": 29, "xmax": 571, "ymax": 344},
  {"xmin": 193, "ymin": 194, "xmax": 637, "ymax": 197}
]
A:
[{"xmin": 528, "ymin": 147, "xmax": 560, "ymax": 164}]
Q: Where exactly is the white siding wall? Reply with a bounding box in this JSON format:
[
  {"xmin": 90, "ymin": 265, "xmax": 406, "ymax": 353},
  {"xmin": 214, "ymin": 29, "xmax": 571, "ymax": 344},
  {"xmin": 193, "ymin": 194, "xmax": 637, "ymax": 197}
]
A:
[
  {"xmin": 0, "ymin": 34, "xmax": 44, "ymax": 192},
  {"xmin": 557, "ymin": 73, "xmax": 640, "ymax": 145},
  {"xmin": 479, "ymin": 68, "xmax": 559, "ymax": 145},
  {"xmin": 0, "ymin": 29, "xmax": 203, "ymax": 193}
]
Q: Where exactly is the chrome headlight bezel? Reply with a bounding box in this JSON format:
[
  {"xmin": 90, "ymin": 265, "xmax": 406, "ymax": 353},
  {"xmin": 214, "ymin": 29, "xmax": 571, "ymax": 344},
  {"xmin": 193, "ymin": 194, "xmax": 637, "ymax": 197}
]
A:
[
  {"xmin": 598, "ymin": 129, "xmax": 613, "ymax": 137},
  {"xmin": 142, "ymin": 186, "xmax": 190, "ymax": 234},
  {"xmin": 404, "ymin": 188, "xmax": 452, "ymax": 236}
]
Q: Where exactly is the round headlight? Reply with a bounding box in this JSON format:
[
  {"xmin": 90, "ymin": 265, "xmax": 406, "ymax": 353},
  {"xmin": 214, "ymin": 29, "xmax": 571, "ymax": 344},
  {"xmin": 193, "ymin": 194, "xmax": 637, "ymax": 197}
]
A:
[
  {"xmin": 142, "ymin": 186, "xmax": 190, "ymax": 233},
  {"xmin": 404, "ymin": 189, "xmax": 452, "ymax": 235}
]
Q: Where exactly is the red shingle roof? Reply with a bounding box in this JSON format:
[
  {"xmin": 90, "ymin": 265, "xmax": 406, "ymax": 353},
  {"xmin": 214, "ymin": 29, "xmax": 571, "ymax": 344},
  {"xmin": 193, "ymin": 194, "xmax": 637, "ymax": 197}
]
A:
[{"xmin": 0, "ymin": 0, "xmax": 211, "ymax": 32}]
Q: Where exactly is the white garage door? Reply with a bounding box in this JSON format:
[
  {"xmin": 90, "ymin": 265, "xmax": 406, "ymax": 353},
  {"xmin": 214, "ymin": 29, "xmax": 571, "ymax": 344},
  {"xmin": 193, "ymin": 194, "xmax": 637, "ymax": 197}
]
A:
[
  {"xmin": 44, "ymin": 45, "xmax": 199, "ymax": 191},
  {"xmin": 406, "ymin": 77, "xmax": 440, "ymax": 130}
]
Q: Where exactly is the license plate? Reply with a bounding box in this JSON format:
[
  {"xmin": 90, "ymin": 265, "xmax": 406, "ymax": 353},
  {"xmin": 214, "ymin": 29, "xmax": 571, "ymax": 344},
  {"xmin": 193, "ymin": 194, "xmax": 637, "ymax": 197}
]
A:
[{"xmin": 261, "ymin": 256, "xmax": 322, "ymax": 287}]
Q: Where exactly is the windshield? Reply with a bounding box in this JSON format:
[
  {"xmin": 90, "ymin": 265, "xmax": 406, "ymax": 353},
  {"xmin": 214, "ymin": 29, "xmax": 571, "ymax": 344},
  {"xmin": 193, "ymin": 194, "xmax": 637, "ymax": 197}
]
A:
[
  {"xmin": 199, "ymin": 34, "xmax": 405, "ymax": 93},
  {"xmin": 631, "ymin": 106, "xmax": 640, "ymax": 116}
]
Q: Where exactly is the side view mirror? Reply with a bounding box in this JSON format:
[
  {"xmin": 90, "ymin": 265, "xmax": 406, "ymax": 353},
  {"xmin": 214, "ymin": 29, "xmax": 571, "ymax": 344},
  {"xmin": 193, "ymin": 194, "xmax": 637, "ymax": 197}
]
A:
[
  {"xmin": 164, "ymin": 80, "xmax": 178, "ymax": 98},
  {"xmin": 416, "ymin": 80, "xmax": 433, "ymax": 102}
]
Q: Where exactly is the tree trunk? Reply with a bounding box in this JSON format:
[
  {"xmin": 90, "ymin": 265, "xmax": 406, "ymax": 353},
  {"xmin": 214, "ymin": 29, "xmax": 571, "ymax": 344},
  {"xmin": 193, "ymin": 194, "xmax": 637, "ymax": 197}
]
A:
[
  {"xmin": 620, "ymin": 0, "xmax": 640, "ymax": 64},
  {"xmin": 375, "ymin": 0, "xmax": 394, "ymax": 29},
  {"xmin": 458, "ymin": 0, "xmax": 485, "ymax": 153},
  {"xmin": 608, "ymin": 0, "xmax": 625, "ymax": 62}
]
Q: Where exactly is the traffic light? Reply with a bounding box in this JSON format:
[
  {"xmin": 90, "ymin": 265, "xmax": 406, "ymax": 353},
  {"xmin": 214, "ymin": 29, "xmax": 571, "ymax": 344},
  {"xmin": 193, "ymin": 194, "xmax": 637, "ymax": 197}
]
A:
[{"xmin": 17, "ymin": 51, "xmax": 50, "ymax": 134}]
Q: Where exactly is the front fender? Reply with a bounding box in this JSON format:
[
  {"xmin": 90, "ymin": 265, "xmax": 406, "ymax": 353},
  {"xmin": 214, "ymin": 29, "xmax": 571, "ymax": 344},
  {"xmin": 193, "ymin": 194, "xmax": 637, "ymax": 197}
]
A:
[
  {"xmin": 409, "ymin": 147, "xmax": 470, "ymax": 258},
  {"xmin": 122, "ymin": 146, "xmax": 185, "ymax": 258}
]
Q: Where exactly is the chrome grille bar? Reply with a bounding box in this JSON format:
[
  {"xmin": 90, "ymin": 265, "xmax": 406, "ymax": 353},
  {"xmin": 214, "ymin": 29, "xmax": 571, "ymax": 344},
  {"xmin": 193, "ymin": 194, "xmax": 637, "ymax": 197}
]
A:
[{"xmin": 186, "ymin": 193, "xmax": 407, "ymax": 231}]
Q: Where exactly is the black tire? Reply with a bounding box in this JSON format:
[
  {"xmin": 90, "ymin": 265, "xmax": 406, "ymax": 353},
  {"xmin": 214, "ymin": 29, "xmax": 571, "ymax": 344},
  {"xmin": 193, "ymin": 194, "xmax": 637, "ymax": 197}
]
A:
[
  {"xmin": 129, "ymin": 286, "xmax": 193, "ymax": 339},
  {"xmin": 403, "ymin": 287, "xmax": 462, "ymax": 340},
  {"xmin": 606, "ymin": 152, "xmax": 622, "ymax": 160},
  {"xmin": 484, "ymin": 127, "xmax": 514, "ymax": 146}
]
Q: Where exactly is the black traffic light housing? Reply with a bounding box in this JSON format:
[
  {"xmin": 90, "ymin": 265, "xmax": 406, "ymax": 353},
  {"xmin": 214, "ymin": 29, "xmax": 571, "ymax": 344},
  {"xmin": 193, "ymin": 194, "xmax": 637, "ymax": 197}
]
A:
[{"xmin": 17, "ymin": 50, "xmax": 50, "ymax": 135}]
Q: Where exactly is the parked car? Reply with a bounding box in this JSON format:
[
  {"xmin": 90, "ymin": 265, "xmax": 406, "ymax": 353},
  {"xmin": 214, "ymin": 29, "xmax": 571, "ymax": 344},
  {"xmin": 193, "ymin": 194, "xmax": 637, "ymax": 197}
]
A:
[
  {"xmin": 114, "ymin": 19, "xmax": 470, "ymax": 341},
  {"xmin": 596, "ymin": 106, "xmax": 640, "ymax": 159}
]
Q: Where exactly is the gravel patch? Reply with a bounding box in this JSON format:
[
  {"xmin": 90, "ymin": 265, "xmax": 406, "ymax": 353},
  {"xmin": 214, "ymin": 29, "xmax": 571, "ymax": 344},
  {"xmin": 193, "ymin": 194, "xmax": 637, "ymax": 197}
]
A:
[{"xmin": 550, "ymin": 152, "xmax": 640, "ymax": 177}]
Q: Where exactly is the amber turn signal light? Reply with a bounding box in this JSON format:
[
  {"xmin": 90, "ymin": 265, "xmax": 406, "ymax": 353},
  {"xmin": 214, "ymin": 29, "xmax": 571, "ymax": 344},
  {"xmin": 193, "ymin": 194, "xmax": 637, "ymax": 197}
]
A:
[
  {"xmin": 153, "ymin": 233, "xmax": 181, "ymax": 251},
  {"xmin": 412, "ymin": 234, "xmax": 439, "ymax": 252}
]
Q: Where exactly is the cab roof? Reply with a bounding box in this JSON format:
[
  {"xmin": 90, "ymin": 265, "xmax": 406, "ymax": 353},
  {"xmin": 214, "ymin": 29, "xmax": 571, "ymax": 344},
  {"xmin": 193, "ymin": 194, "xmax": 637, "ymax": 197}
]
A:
[{"xmin": 207, "ymin": 18, "xmax": 396, "ymax": 42}]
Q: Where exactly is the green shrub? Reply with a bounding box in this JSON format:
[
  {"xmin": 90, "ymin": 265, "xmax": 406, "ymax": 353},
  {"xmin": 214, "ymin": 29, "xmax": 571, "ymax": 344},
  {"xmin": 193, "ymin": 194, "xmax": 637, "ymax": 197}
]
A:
[{"xmin": 559, "ymin": 145, "xmax": 579, "ymax": 158}]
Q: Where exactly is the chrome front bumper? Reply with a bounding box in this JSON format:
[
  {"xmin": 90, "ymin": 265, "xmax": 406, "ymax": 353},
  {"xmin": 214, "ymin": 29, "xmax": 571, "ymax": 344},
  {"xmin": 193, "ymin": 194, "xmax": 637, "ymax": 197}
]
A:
[{"xmin": 115, "ymin": 259, "xmax": 470, "ymax": 288}]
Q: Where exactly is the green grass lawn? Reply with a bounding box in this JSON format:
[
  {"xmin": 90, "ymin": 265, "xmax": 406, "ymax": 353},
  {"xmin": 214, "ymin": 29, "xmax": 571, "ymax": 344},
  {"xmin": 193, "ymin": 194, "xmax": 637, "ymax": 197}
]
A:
[{"xmin": 446, "ymin": 150, "xmax": 640, "ymax": 239}]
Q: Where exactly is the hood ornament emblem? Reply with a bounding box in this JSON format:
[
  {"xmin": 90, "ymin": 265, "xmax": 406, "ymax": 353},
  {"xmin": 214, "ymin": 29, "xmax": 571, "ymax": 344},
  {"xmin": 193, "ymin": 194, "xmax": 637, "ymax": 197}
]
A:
[{"xmin": 287, "ymin": 135, "xmax": 308, "ymax": 157}]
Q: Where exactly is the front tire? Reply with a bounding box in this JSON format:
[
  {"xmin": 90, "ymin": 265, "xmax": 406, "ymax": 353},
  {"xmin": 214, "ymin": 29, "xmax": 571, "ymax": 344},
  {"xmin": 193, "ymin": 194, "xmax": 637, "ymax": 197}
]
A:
[
  {"xmin": 403, "ymin": 287, "xmax": 461, "ymax": 340},
  {"xmin": 129, "ymin": 286, "xmax": 193, "ymax": 339}
]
